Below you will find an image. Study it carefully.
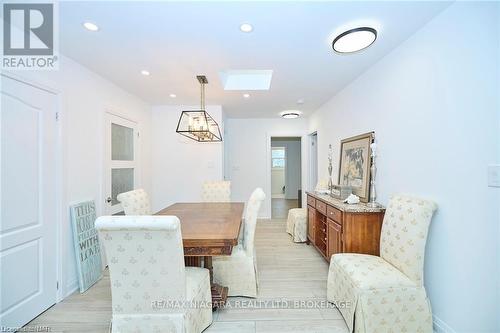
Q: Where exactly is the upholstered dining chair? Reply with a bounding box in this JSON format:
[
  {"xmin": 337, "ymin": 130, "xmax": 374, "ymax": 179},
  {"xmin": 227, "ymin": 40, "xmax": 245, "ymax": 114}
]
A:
[
  {"xmin": 96, "ymin": 216, "xmax": 212, "ymax": 333},
  {"xmin": 327, "ymin": 194, "xmax": 437, "ymax": 333},
  {"xmin": 286, "ymin": 179, "xmax": 329, "ymax": 243},
  {"xmin": 116, "ymin": 189, "xmax": 151, "ymax": 215},
  {"xmin": 201, "ymin": 181, "xmax": 231, "ymax": 202},
  {"xmin": 212, "ymin": 188, "xmax": 265, "ymax": 298}
]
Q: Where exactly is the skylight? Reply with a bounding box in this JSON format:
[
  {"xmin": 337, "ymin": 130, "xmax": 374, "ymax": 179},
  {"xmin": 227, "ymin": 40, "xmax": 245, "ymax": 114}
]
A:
[{"xmin": 219, "ymin": 70, "xmax": 273, "ymax": 91}]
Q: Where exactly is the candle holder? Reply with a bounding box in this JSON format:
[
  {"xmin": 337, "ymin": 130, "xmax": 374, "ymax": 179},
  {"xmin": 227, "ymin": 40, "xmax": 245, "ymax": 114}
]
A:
[
  {"xmin": 367, "ymin": 142, "xmax": 379, "ymax": 208},
  {"xmin": 328, "ymin": 144, "xmax": 333, "ymax": 193}
]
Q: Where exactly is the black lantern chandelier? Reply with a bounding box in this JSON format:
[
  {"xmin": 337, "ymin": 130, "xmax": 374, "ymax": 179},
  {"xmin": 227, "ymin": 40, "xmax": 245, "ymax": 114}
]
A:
[{"xmin": 176, "ymin": 75, "xmax": 222, "ymax": 142}]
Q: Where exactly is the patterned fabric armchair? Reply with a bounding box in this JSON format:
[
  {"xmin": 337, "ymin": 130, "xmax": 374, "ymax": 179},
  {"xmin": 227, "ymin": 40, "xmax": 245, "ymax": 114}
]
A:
[
  {"xmin": 327, "ymin": 194, "xmax": 437, "ymax": 333},
  {"xmin": 212, "ymin": 188, "xmax": 265, "ymax": 297},
  {"xmin": 116, "ymin": 189, "xmax": 152, "ymax": 215},
  {"xmin": 201, "ymin": 181, "xmax": 231, "ymax": 202},
  {"xmin": 96, "ymin": 216, "xmax": 212, "ymax": 333}
]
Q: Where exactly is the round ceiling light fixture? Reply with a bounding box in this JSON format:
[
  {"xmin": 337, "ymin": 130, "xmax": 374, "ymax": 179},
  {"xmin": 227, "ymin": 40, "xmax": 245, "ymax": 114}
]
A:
[
  {"xmin": 243, "ymin": 93, "xmax": 250, "ymax": 98},
  {"xmin": 83, "ymin": 22, "xmax": 99, "ymax": 32},
  {"xmin": 280, "ymin": 110, "xmax": 302, "ymax": 119},
  {"xmin": 169, "ymin": 93, "xmax": 176, "ymax": 98},
  {"xmin": 240, "ymin": 23, "xmax": 253, "ymax": 33},
  {"xmin": 140, "ymin": 70, "xmax": 150, "ymax": 76},
  {"xmin": 332, "ymin": 27, "xmax": 377, "ymax": 53}
]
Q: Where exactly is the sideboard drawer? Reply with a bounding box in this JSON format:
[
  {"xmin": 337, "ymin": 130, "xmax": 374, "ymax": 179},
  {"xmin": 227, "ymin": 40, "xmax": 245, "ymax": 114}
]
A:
[
  {"xmin": 307, "ymin": 195, "xmax": 315, "ymax": 207},
  {"xmin": 316, "ymin": 200, "xmax": 327, "ymax": 215},
  {"xmin": 327, "ymin": 206, "xmax": 342, "ymax": 224}
]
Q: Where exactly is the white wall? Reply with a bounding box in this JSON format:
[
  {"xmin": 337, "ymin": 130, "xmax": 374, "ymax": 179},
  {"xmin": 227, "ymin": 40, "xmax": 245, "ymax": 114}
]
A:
[
  {"xmin": 151, "ymin": 105, "xmax": 224, "ymax": 211},
  {"xmin": 6, "ymin": 55, "xmax": 152, "ymax": 298},
  {"xmin": 225, "ymin": 118, "xmax": 308, "ymax": 218},
  {"xmin": 271, "ymin": 139, "xmax": 302, "ymax": 199},
  {"xmin": 309, "ymin": 2, "xmax": 500, "ymax": 332},
  {"xmin": 271, "ymin": 169, "xmax": 285, "ymax": 195}
]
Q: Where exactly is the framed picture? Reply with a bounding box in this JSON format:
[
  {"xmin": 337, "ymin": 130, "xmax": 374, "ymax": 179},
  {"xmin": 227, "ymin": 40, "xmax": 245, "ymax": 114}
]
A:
[
  {"xmin": 70, "ymin": 200, "xmax": 103, "ymax": 293},
  {"xmin": 338, "ymin": 132, "xmax": 374, "ymax": 202}
]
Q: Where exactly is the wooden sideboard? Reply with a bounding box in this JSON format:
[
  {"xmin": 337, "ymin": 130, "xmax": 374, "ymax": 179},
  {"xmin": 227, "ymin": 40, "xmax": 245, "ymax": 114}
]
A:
[{"xmin": 306, "ymin": 192, "xmax": 385, "ymax": 261}]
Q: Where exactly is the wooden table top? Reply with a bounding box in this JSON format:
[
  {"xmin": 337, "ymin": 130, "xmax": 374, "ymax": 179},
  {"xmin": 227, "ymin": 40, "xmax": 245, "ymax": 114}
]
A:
[{"xmin": 155, "ymin": 202, "xmax": 244, "ymax": 256}]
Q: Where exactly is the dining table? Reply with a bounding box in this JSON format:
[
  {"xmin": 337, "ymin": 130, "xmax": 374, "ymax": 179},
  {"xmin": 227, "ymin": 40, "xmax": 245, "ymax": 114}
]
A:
[{"xmin": 155, "ymin": 202, "xmax": 245, "ymax": 308}]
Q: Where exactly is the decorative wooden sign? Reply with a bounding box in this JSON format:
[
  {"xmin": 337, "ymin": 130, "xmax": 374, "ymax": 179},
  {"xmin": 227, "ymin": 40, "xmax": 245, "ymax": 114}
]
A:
[{"xmin": 70, "ymin": 200, "xmax": 102, "ymax": 293}]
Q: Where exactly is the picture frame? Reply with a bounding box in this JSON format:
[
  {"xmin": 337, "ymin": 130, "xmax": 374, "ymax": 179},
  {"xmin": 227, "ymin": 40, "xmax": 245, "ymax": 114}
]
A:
[
  {"xmin": 70, "ymin": 200, "xmax": 103, "ymax": 293},
  {"xmin": 338, "ymin": 132, "xmax": 374, "ymax": 202}
]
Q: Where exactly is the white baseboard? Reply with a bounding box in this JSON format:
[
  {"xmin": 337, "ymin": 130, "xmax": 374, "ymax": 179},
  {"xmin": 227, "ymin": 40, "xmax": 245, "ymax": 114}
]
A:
[
  {"xmin": 64, "ymin": 279, "xmax": 79, "ymax": 299},
  {"xmin": 434, "ymin": 315, "xmax": 457, "ymax": 333}
]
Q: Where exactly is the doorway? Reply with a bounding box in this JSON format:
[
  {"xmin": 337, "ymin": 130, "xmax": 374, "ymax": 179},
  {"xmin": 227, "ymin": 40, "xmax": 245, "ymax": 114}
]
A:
[
  {"xmin": 103, "ymin": 113, "xmax": 139, "ymax": 215},
  {"xmin": 271, "ymin": 137, "xmax": 301, "ymax": 218},
  {"xmin": 0, "ymin": 74, "xmax": 58, "ymax": 327},
  {"xmin": 309, "ymin": 132, "xmax": 318, "ymax": 191}
]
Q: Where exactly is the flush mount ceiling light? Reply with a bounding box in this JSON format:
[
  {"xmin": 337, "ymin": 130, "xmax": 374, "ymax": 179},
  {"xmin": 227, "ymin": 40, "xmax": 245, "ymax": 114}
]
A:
[
  {"xmin": 169, "ymin": 93, "xmax": 176, "ymax": 98},
  {"xmin": 240, "ymin": 23, "xmax": 253, "ymax": 33},
  {"xmin": 141, "ymin": 70, "xmax": 150, "ymax": 76},
  {"xmin": 280, "ymin": 110, "xmax": 302, "ymax": 119},
  {"xmin": 83, "ymin": 22, "xmax": 99, "ymax": 31},
  {"xmin": 332, "ymin": 27, "xmax": 377, "ymax": 53},
  {"xmin": 176, "ymin": 76, "xmax": 222, "ymax": 142},
  {"xmin": 243, "ymin": 93, "xmax": 250, "ymax": 98}
]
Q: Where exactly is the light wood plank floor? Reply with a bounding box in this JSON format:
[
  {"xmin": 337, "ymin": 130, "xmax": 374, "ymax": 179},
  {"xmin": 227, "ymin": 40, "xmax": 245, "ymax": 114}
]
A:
[
  {"xmin": 271, "ymin": 199, "xmax": 298, "ymax": 219},
  {"xmin": 27, "ymin": 219, "xmax": 348, "ymax": 333}
]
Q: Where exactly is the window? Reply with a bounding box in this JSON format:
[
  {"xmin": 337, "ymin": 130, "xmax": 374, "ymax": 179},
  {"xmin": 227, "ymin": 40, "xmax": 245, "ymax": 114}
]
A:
[{"xmin": 272, "ymin": 147, "xmax": 286, "ymax": 169}]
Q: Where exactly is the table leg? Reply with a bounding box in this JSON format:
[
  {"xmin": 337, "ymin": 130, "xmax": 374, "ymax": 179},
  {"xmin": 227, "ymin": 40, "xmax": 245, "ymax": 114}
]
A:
[{"xmin": 203, "ymin": 256, "xmax": 228, "ymax": 309}]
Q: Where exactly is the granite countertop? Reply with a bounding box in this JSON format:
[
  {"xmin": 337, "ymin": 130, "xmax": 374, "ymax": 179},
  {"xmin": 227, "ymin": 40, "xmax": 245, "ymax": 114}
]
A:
[{"xmin": 306, "ymin": 191, "xmax": 385, "ymax": 213}]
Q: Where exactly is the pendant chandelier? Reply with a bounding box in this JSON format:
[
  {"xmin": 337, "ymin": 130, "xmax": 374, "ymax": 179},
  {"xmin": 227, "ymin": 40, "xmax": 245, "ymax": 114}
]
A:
[{"xmin": 176, "ymin": 75, "xmax": 222, "ymax": 142}]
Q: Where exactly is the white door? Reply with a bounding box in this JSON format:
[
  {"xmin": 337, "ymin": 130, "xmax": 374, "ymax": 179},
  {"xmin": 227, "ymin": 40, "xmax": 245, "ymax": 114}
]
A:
[
  {"xmin": 104, "ymin": 113, "xmax": 139, "ymax": 215},
  {"xmin": 0, "ymin": 75, "xmax": 58, "ymax": 328},
  {"xmin": 309, "ymin": 133, "xmax": 318, "ymax": 190}
]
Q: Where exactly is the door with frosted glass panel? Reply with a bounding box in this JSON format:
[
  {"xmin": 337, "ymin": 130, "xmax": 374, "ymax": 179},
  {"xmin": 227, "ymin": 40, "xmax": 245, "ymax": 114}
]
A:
[{"xmin": 104, "ymin": 113, "xmax": 139, "ymax": 215}]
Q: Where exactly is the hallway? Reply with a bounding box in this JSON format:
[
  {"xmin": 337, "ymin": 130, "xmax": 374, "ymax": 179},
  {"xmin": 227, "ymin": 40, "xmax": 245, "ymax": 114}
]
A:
[{"xmin": 271, "ymin": 198, "xmax": 298, "ymax": 219}]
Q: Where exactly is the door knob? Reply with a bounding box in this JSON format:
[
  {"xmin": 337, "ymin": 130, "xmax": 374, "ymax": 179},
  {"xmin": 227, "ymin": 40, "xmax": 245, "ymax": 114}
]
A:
[{"xmin": 106, "ymin": 197, "xmax": 112, "ymax": 203}]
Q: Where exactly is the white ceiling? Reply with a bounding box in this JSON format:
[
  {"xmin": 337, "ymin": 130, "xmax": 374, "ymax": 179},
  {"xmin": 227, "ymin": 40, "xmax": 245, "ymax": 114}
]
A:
[{"xmin": 59, "ymin": 1, "xmax": 450, "ymax": 118}]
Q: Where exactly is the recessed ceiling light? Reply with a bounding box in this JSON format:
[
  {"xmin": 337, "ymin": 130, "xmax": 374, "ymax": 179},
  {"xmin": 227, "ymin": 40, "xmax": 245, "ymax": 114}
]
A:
[
  {"xmin": 141, "ymin": 70, "xmax": 150, "ymax": 76},
  {"xmin": 332, "ymin": 27, "xmax": 377, "ymax": 53},
  {"xmin": 83, "ymin": 22, "xmax": 99, "ymax": 32},
  {"xmin": 169, "ymin": 93, "xmax": 176, "ymax": 98},
  {"xmin": 280, "ymin": 110, "xmax": 302, "ymax": 119},
  {"xmin": 240, "ymin": 23, "xmax": 253, "ymax": 33},
  {"xmin": 243, "ymin": 93, "xmax": 250, "ymax": 98}
]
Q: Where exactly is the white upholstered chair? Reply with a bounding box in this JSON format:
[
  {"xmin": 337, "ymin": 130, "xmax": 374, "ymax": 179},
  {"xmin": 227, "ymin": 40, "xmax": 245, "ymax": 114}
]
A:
[
  {"xmin": 327, "ymin": 194, "xmax": 437, "ymax": 333},
  {"xmin": 116, "ymin": 189, "xmax": 152, "ymax": 215},
  {"xmin": 201, "ymin": 181, "xmax": 231, "ymax": 202},
  {"xmin": 212, "ymin": 188, "xmax": 265, "ymax": 297},
  {"xmin": 286, "ymin": 179, "xmax": 329, "ymax": 243},
  {"xmin": 286, "ymin": 208, "xmax": 307, "ymax": 242},
  {"xmin": 96, "ymin": 216, "xmax": 212, "ymax": 333}
]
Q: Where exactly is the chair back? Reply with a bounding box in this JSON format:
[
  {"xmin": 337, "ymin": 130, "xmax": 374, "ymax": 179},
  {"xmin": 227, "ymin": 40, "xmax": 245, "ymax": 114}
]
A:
[
  {"xmin": 116, "ymin": 189, "xmax": 151, "ymax": 215},
  {"xmin": 380, "ymin": 194, "xmax": 437, "ymax": 286},
  {"xmin": 242, "ymin": 188, "xmax": 266, "ymax": 254},
  {"xmin": 96, "ymin": 216, "xmax": 186, "ymax": 316},
  {"xmin": 202, "ymin": 181, "xmax": 231, "ymax": 202}
]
